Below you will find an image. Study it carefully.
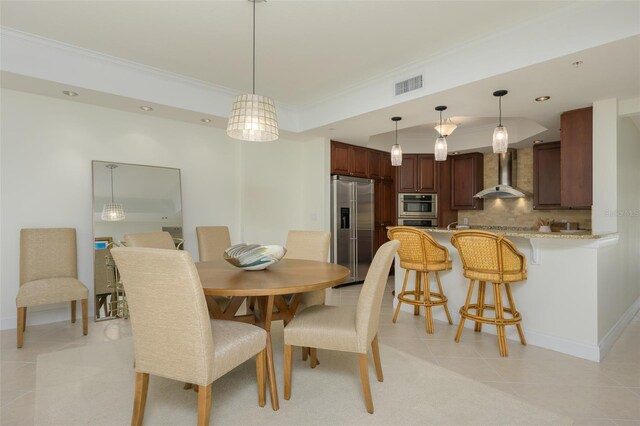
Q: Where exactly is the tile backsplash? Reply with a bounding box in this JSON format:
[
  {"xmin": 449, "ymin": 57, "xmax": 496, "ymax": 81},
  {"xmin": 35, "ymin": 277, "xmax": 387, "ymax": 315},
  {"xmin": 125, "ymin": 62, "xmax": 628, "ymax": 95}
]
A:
[{"xmin": 458, "ymin": 148, "xmax": 592, "ymax": 229}]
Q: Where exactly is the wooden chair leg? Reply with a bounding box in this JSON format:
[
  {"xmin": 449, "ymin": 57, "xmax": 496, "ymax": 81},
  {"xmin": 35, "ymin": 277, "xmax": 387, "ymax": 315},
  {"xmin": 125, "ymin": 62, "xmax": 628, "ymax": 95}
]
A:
[
  {"xmin": 256, "ymin": 349, "xmax": 266, "ymax": 407},
  {"xmin": 71, "ymin": 300, "xmax": 76, "ymax": 323},
  {"xmin": 17, "ymin": 307, "xmax": 25, "ymax": 348},
  {"xmin": 371, "ymin": 335, "xmax": 383, "ymax": 382},
  {"xmin": 197, "ymin": 383, "xmax": 212, "ymax": 426},
  {"xmin": 455, "ymin": 279, "xmax": 475, "ymax": 343},
  {"xmin": 358, "ymin": 353, "xmax": 374, "ymax": 414},
  {"xmin": 436, "ymin": 272, "xmax": 453, "ymax": 324},
  {"xmin": 310, "ymin": 348, "xmax": 318, "ymax": 368},
  {"xmin": 81, "ymin": 299, "xmax": 88, "ymax": 336},
  {"xmin": 493, "ymin": 283, "xmax": 508, "ymax": 357},
  {"xmin": 392, "ymin": 270, "xmax": 409, "ymax": 323},
  {"xmin": 301, "ymin": 346, "xmax": 308, "ymax": 361},
  {"xmin": 424, "ymin": 272, "xmax": 434, "ymax": 334},
  {"xmin": 131, "ymin": 372, "xmax": 149, "ymax": 426},
  {"xmin": 475, "ymin": 281, "xmax": 486, "ymax": 332},
  {"xmin": 413, "ymin": 271, "xmax": 422, "ymax": 316},
  {"xmin": 505, "ymin": 283, "xmax": 527, "ymax": 345},
  {"xmin": 284, "ymin": 344, "xmax": 293, "ymax": 400},
  {"xmin": 22, "ymin": 307, "xmax": 27, "ymax": 332}
]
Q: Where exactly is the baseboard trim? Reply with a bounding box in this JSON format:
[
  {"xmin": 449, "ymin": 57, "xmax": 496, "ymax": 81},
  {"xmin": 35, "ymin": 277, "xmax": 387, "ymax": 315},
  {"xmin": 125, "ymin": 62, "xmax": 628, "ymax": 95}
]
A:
[{"xmin": 597, "ymin": 296, "xmax": 640, "ymax": 361}]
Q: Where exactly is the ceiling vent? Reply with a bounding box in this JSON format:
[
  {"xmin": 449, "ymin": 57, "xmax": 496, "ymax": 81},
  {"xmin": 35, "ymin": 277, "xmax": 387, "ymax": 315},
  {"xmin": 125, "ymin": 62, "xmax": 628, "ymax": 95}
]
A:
[{"xmin": 395, "ymin": 75, "xmax": 423, "ymax": 96}]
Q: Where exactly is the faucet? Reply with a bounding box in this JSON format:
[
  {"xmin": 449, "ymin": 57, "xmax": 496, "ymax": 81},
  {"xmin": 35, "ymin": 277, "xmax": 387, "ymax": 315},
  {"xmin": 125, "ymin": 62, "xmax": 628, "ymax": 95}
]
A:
[{"xmin": 446, "ymin": 221, "xmax": 458, "ymax": 231}]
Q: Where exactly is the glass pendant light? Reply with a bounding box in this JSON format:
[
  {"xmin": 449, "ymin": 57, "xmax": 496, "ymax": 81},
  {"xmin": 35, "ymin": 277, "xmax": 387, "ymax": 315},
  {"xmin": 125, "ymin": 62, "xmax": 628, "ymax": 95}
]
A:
[
  {"xmin": 492, "ymin": 89, "xmax": 509, "ymax": 153},
  {"xmin": 101, "ymin": 164, "xmax": 125, "ymax": 221},
  {"xmin": 434, "ymin": 106, "xmax": 448, "ymax": 161},
  {"xmin": 227, "ymin": 0, "xmax": 279, "ymax": 142},
  {"xmin": 434, "ymin": 117, "xmax": 458, "ymax": 137},
  {"xmin": 390, "ymin": 116, "xmax": 403, "ymax": 166}
]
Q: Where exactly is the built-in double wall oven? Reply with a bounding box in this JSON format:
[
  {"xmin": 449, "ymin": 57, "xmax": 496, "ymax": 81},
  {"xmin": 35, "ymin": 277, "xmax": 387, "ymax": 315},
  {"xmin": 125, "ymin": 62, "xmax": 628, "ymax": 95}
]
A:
[{"xmin": 398, "ymin": 193, "xmax": 438, "ymax": 228}]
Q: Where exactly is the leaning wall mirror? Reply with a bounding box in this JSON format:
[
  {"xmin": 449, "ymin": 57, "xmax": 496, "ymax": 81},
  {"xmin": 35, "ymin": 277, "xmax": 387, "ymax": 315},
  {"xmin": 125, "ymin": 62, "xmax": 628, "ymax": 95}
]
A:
[{"xmin": 92, "ymin": 161, "xmax": 183, "ymax": 321}]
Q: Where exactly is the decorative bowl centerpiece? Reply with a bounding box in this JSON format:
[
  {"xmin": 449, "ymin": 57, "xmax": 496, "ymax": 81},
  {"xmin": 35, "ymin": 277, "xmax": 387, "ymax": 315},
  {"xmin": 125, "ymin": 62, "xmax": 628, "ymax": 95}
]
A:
[{"xmin": 223, "ymin": 243, "xmax": 287, "ymax": 271}]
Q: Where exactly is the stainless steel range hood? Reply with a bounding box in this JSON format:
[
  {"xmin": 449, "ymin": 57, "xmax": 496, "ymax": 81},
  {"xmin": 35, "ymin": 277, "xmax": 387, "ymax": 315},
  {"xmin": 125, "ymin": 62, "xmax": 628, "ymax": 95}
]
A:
[{"xmin": 474, "ymin": 149, "xmax": 527, "ymax": 199}]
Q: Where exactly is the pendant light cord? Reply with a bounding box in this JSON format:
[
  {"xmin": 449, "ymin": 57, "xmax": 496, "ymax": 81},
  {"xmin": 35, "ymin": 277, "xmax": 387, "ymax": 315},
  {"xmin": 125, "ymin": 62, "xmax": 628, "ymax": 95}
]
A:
[
  {"xmin": 498, "ymin": 96, "xmax": 502, "ymax": 127},
  {"xmin": 109, "ymin": 167, "xmax": 115, "ymax": 204},
  {"xmin": 395, "ymin": 121, "xmax": 398, "ymax": 143},
  {"xmin": 252, "ymin": 0, "xmax": 256, "ymax": 95},
  {"xmin": 439, "ymin": 110, "xmax": 443, "ymax": 136}
]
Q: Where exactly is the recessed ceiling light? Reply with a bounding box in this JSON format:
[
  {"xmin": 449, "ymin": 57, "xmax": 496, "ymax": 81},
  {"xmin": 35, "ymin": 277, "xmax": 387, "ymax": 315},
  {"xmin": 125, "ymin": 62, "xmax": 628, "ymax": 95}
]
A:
[
  {"xmin": 535, "ymin": 96, "xmax": 550, "ymax": 102},
  {"xmin": 533, "ymin": 140, "xmax": 543, "ymax": 144},
  {"xmin": 572, "ymin": 60, "xmax": 583, "ymax": 68},
  {"xmin": 453, "ymin": 151, "xmax": 459, "ymax": 155},
  {"xmin": 62, "ymin": 90, "xmax": 78, "ymax": 97},
  {"xmin": 140, "ymin": 106, "xmax": 153, "ymax": 111},
  {"xmin": 200, "ymin": 118, "xmax": 212, "ymax": 123}
]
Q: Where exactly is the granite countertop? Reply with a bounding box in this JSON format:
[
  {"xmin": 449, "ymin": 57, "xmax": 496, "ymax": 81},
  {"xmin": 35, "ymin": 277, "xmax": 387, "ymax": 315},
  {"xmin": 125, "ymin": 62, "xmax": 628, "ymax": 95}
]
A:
[{"xmin": 409, "ymin": 226, "xmax": 606, "ymax": 240}]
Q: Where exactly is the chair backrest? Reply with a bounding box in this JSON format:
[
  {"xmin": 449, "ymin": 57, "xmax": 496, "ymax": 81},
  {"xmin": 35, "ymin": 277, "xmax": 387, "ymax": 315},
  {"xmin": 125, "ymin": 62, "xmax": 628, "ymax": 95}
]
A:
[
  {"xmin": 20, "ymin": 228, "xmax": 77, "ymax": 285},
  {"xmin": 355, "ymin": 240, "xmax": 399, "ymax": 352},
  {"xmin": 387, "ymin": 226, "xmax": 448, "ymax": 270},
  {"xmin": 124, "ymin": 231, "xmax": 176, "ymax": 250},
  {"xmin": 283, "ymin": 230, "xmax": 331, "ymax": 262},
  {"xmin": 196, "ymin": 226, "xmax": 232, "ymax": 262},
  {"xmin": 450, "ymin": 230, "xmax": 526, "ymax": 280},
  {"xmin": 110, "ymin": 247, "xmax": 214, "ymax": 386}
]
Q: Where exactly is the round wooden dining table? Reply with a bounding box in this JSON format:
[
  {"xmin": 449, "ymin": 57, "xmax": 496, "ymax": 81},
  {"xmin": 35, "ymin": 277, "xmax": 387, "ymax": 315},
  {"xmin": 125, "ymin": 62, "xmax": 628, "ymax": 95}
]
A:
[{"xmin": 195, "ymin": 258, "xmax": 350, "ymax": 411}]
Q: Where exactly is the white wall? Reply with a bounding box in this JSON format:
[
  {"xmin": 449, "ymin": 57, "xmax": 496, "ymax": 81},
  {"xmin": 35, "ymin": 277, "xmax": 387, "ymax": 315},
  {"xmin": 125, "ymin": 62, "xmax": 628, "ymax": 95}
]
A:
[
  {"xmin": 597, "ymin": 116, "xmax": 640, "ymax": 342},
  {"xmin": 592, "ymin": 98, "xmax": 618, "ymax": 234},
  {"xmin": 0, "ymin": 89, "xmax": 328, "ymax": 329}
]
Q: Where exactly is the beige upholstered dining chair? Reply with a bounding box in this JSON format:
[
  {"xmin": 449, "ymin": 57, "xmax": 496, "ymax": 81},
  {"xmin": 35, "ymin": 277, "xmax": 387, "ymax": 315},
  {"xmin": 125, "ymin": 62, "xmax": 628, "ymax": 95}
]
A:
[
  {"xmin": 284, "ymin": 230, "xmax": 331, "ymax": 311},
  {"xmin": 124, "ymin": 231, "xmax": 181, "ymax": 249},
  {"xmin": 196, "ymin": 226, "xmax": 232, "ymax": 261},
  {"xmin": 111, "ymin": 247, "xmax": 269, "ymax": 426},
  {"xmin": 283, "ymin": 240, "xmax": 399, "ymax": 414},
  {"xmin": 16, "ymin": 228, "xmax": 89, "ymax": 348}
]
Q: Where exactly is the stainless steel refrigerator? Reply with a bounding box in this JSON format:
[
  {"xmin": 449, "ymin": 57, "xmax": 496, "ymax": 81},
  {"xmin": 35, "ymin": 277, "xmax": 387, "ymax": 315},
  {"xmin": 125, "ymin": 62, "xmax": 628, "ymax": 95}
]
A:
[{"xmin": 330, "ymin": 175, "xmax": 374, "ymax": 285}]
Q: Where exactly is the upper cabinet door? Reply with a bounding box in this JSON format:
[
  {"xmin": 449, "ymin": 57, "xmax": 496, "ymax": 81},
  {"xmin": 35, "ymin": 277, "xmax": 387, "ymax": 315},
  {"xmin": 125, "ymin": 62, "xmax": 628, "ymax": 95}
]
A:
[
  {"xmin": 417, "ymin": 154, "xmax": 437, "ymax": 192},
  {"xmin": 451, "ymin": 153, "xmax": 484, "ymax": 210},
  {"xmin": 331, "ymin": 141, "xmax": 350, "ymax": 176},
  {"xmin": 367, "ymin": 150, "xmax": 382, "ymax": 179},
  {"xmin": 397, "ymin": 154, "xmax": 417, "ymax": 192},
  {"xmin": 349, "ymin": 145, "xmax": 369, "ymax": 178},
  {"xmin": 380, "ymin": 152, "xmax": 395, "ymax": 180},
  {"xmin": 533, "ymin": 142, "xmax": 561, "ymax": 209},
  {"xmin": 560, "ymin": 107, "xmax": 593, "ymax": 208}
]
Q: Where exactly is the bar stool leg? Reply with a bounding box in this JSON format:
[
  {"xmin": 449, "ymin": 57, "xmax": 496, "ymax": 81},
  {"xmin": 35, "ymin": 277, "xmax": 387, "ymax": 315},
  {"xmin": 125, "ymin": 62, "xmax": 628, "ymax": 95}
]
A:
[
  {"xmin": 493, "ymin": 283, "xmax": 508, "ymax": 357},
  {"xmin": 505, "ymin": 283, "xmax": 526, "ymax": 346},
  {"xmin": 413, "ymin": 271, "xmax": 422, "ymax": 316},
  {"xmin": 423, "ymin": 272, "xmax": 434, "ymax": 334},
  {"xmin": 392, "ymin": 270, "xmax": 410, "ymax": 323},
  {"xmin": 475, "ymin": 281, "xmax": 486, "ymax": 332},
  {"xmin": 435, "ymin": 272, "xmax": 453, "ymax": 325},
  {"xmin": 455, "ymin": 279, "xmax": 475, "ymax": 342}
]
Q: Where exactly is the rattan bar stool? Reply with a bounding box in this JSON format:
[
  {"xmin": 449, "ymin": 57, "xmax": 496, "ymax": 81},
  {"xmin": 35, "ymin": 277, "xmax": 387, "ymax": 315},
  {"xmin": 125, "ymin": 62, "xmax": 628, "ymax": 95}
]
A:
[
  {"xmin": 387, "ymin": 226, "xmax": 453, "ymax": 334},
  {"xmin": 450, "ymin": 230, "xmax": 527, "ymax": 357}
]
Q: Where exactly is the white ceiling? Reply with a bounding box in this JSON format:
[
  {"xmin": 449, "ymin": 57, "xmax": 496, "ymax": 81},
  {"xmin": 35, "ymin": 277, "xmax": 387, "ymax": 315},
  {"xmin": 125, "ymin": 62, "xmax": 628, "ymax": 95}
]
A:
[{"xmin": 1, "ymin": 1, "xmax": 639, "ymax": 151}]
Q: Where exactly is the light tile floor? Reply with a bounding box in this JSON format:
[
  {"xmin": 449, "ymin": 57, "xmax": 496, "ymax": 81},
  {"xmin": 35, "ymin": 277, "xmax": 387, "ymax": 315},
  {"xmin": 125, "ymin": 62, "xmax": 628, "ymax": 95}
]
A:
[{"xmin": 1, "ymin": 278, "xmax": 639, "ymax": 425}]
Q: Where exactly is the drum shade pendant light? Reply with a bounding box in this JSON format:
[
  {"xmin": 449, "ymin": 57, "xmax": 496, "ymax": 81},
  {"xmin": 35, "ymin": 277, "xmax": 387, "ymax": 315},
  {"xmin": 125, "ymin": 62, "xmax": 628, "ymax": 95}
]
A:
[
  {"xmin": 492, "ymin": 90, "xmax": 509, "ymax": 153},
  {"xmin": 391, "ymin": 116, "xmax": 403, "ymax": 166},
  {"xmin": 101, "ymin": 164, "xmax": 125, "ymax": 221},
  {"xmin": 227, "ymin": 0, "xmax": 279, "ymax": 142},
  {"xmin": 434, "ymin": 106, "xmax": 448, "ymax": 161}
]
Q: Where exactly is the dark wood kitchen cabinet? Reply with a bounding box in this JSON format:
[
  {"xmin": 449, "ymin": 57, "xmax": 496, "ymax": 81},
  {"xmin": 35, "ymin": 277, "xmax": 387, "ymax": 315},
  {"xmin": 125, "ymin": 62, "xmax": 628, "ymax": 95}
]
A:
[
  {"xmin": 330, "ymin": 140, "xmax": 368, "ymax": 178},
  {"xmin": 533, "ymin": 142, "xmax": 561, "ymax": 209},
  {"xmin": 381, "ymin": 152, "xmax": 395, "ymax": 180},
  {"xmin": 374, "ymin": 178, "xmax": 396, "ymax": 252},
  {"xmin": 450, "ymin": 153, "xmax": 484, "ymax": 210},
  {"xmin": 560, "ymin": 107, "xmax": 593, "ymax": 208},
  {"xmin": 397, "ymin": 154, "xmax": 437, "ymax": 193}
]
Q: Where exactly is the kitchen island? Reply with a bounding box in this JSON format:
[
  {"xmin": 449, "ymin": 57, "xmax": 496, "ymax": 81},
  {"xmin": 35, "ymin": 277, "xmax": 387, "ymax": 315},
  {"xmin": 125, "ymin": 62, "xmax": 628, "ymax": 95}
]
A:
[{"xmin": 391, "ymin": 227, "xmax": 633, "ymax": 362}]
